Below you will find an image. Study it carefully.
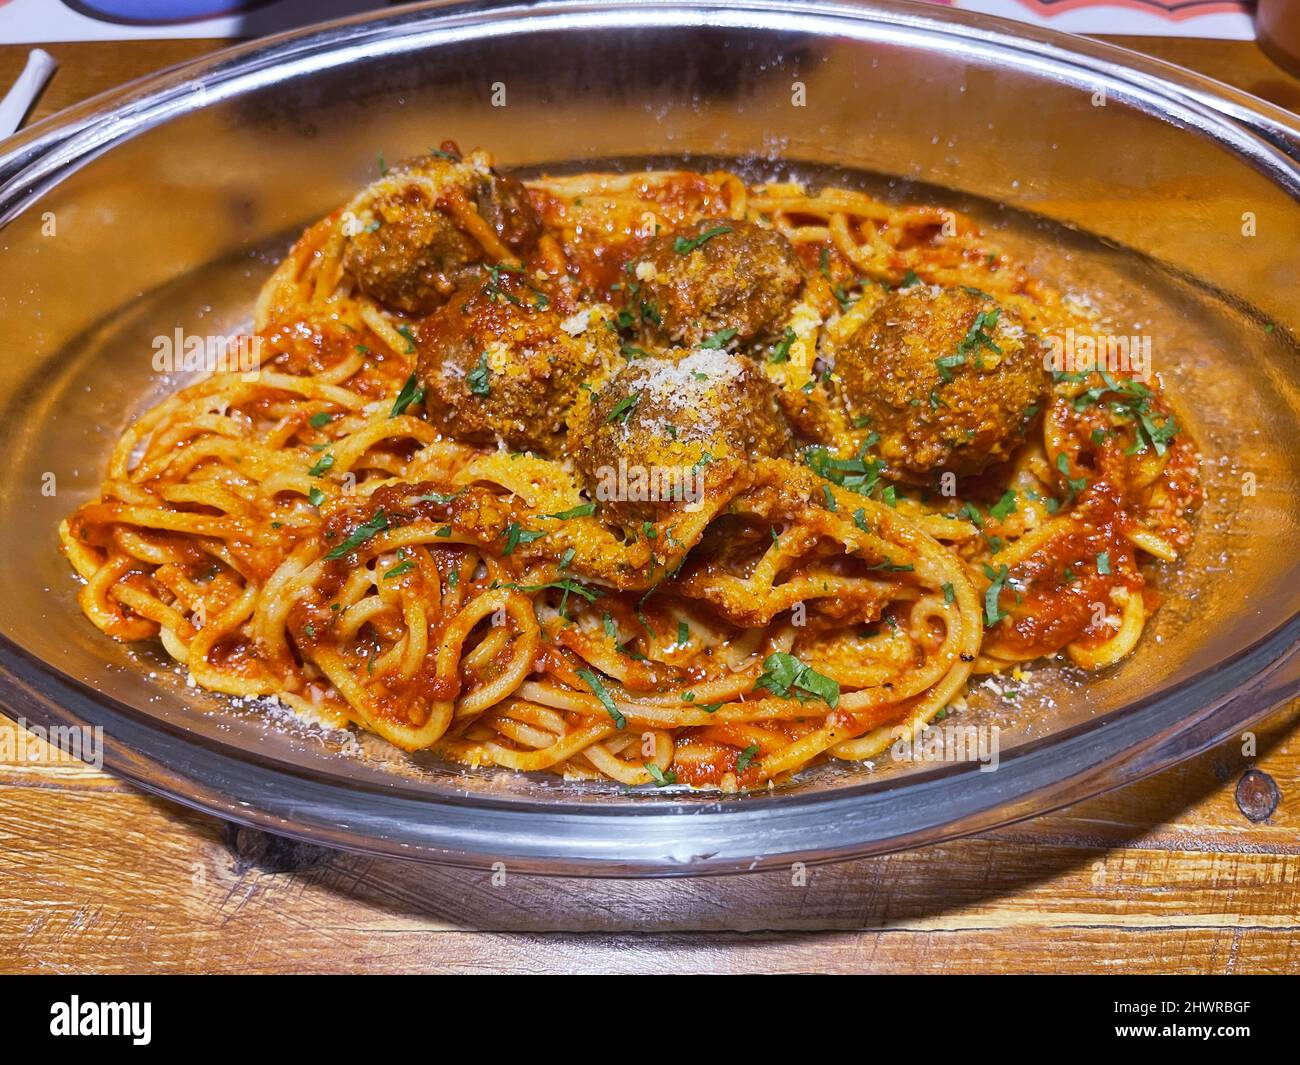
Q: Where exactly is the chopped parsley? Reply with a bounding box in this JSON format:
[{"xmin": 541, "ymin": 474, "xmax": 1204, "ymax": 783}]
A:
[
  {"xmin": 324, "ymin": 509, "xmax": 388, "ymax": 561},
  {"xmin": 483, "ymin": 262, "xmax": 527, "ymax": 307},
  {"xmin": 308, "ymin": 486, "xmax": 326, "ymax": 508},
  {"xmin": 606, "ymin": 391, "xmax": 641, "ymax": 424},
  {"xmin": 466, "ymin": 352, "xmax": 491, "ymax": 396},
  {"xmin": 866, "ymin": 557, "xmax": 914, "ymax": 573},
  {"xmin": 1056, "ymin": 452, "xmax": 1088, "ymax": 501},
  {"xmin": 307, "ymin": 453, "xmax": 335, "ymax": 477},
  {"xmin": 383, "ymin": 558, "xmax": 416, "ymax": 580},
  {"xmin": 390, "ymin": 373, "xmax": 424, "ymax": 417},
  {"xmin": 645, "ymin": 764, "xmax": 677, "ymax": 787},
  {"xmin": 736, "ymin": 744, "xmax": 760, "ymax": 773},
  {"xmin": 817, "ymin": 247, "xmax": 855, "ymax": 308},
  {"xmin": 1118, "ymin": 393, "xmax": 1179, "ymax": 455},
  {"xmin": 411, "ymin": 488, "xmax": 463, "ymax": 505},
  {"xmin": 937, "ymin": 307, "xmax": 1002, "ymax": 381},
  {"xmin": 754, "ymin": 652, "xmax": 840, "ymax": 708},
  {"xmin": 309, "ymin": 411, "xmax": 334, "ymax": 429},
  {"xmin": 982, "ymin": 562, "xmax": 1010, "ymax": 626},
  {"xmin": 699, "ymin": 327, "xmax": 737, "ymax": 350},
  {"xmin": 934, "ymin": 352, "xmax": 967, "ymax": 382},
  {"xmin": 576, "ymin": 668, "xmax": 625, "ymax": 728},
  {"xmin": 546, "ymin": 502, "xmax": 597, "ymax": 520},
  {"xmin": 505, "ymin": 577, "xmax": 599, "ymax": 603},
  {"xmin": 502, "ymin": 522, "xmax": 546, "ymax": 555},
  {"xmin": 1068, "ymin": 373, "xmax": 1179, "ymax": 456},
  {"xmin": 673, "ymin": 225, "xmax": 731, "ymax": 254},
  {"xmin": 804, "ymin": 442, "xmax": 882, "ymax": 496},
  {"xmin": 769, "ymin": 327, "xmax": 796, "ymax": 364},
  {"xmin": 988, "ymin": 490, "xmax": 1018, "ymax": 522}
]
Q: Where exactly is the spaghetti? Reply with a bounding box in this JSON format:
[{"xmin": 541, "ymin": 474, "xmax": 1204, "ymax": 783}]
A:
[{"xmin": 60, "ymin": 149, "xmax": 1202, "ymax": 791}]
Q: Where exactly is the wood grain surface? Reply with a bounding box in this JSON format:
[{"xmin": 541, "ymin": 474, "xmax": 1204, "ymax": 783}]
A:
[{"xmin": 1, "ymin": 29, "xmax": 1297, "ymax": 975}]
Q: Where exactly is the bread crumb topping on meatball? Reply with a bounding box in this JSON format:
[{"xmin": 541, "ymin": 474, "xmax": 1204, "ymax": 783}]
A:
[
  {"xmin": 417, "ymin": 271, "xmax": 618, "ymax": 455},
  {"xmin": 342, "ymin": 147, "xmax": 540, "ymax": 316},
  {"xmin": 567, "ymin": 348, "xmax": 792, "ymax": 525},
  {"xmin": 835, "ymin": 285, "xmax": 1047, "ymax": 481},
  {"xmin": 631, "ymin": 218, "xmax": 804, "ymax": 349}
]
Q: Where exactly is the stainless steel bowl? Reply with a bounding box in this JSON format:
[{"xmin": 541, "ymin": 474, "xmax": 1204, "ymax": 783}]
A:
[{"xmin": 2, "ymin": 0, "xmax": 1299, "ymax": 875}]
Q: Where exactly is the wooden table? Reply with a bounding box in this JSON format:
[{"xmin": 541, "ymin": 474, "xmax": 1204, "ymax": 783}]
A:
[{"xmin": 1, "ymin": 32, "xmax": 1298, "ymax": 976}]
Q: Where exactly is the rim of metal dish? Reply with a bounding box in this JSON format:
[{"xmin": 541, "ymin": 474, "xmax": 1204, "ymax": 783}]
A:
[{"xmin": 1, "ymin": 0, "xmax": 1299, "ymax": 875}]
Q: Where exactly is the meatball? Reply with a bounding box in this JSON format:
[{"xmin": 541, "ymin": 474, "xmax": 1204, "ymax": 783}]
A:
[
  {"xmin": 342, "ymin": 148, "xmax": 540, "ymax": 316},
  {"xmin": 416, "ymin": 271, "xmax": 618, "ymax": 455},
  {"xmin": 631, "ymin": 219, "xmax": 804, "ymax": 348},
  {"xmin": 835, "ymin": 285, "xmax": 1046, "ymax": 480},
  {"xmin": 567, "ymin": 348, "xmax": 792, "ymax": 525}
]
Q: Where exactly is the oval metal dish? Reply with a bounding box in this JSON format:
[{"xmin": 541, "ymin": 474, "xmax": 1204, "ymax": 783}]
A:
[{"xmin": 1, "ymin": 0, "xmax": 1298, "ymax": 875}]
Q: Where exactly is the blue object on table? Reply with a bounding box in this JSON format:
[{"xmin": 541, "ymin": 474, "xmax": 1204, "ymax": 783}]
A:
[{"xmin": 60, "ymin": 0, "xmax": 276, "ymax": 26}]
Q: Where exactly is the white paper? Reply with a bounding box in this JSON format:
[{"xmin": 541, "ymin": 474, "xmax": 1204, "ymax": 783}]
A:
[{"xmin": 948, "ymin": 1, "xmax": 1256, "ymax": 40}]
